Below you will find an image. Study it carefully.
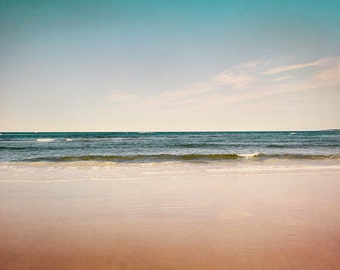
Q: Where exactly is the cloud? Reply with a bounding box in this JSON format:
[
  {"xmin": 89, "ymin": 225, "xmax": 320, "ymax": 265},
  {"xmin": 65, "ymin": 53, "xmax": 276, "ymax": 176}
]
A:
[
  {"xmin": 214, "ymin": 60, "xmax": 263, "ymax": 89},
  {"xmin": 314, "ymin": 63, "xmax": 340, "ymax": 86},
  {"xmin": 272, "ymin": 75, "xmax": 293, "ymax": 82},
  {"xmin": 214, "ymin": 56, "xmax": 340, "ymax": 93},
  {"xmin": 215, "ymin": 71, "xmax": 258, "ymax": 89},
  {"xmin": 104, "ymin": 56, "xmax": 340, "ymax": 131},
  {"xmin": 109, "ymin": 55, "xmax": 340, "ymax": 113},
  {"xmin": 263, "ymin": 61, "xmax": 320, "ymax": 75},
  {"xmin": 263, "ymin": 56, "xmax": 340, "ymax": 75},
  {"xmin": 232, "ymin": 60, "xmax": 264, "ymax": 71}
]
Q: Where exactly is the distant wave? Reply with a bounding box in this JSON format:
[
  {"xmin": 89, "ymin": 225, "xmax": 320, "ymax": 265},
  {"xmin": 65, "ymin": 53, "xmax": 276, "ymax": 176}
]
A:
[
  {"xmin": 37, "ymin": 138, "xmax": 55, "ymax": 142},
  {"xmin": 267, "ymin": 144, "xmax": 286, "ymax": 148},
  {"xmin": 178, "ymin": 143, "xmax": 224, "ymax": 148},
  {"xmin": 23, "ymin": 153, "xmax": 340, "ymax": 163}
]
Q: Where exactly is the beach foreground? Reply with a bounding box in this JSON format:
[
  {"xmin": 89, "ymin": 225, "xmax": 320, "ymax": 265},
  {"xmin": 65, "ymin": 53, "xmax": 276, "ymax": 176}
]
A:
[{"xmin": 1, "ymin": 161, "xmax": 339, "ymax": 269}]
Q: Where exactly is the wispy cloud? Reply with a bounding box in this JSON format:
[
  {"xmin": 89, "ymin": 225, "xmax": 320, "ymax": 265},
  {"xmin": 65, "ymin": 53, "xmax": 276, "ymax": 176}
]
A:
[
  {"xmin": 215, "ymin": 72, "xmax": 258, "ymax": 89},
  {"xmin": 214, "ymin": 60, "xmax": 263, "ymax": 89},
  {"xmin": 272, "ymin": 75, "xmax": 293, "ymax": 82},
  {"xmin": 314, "ymin": 63, "xmax": 340, "ymax": 86},
  {"xmin": 263, "ymin": 56, "xmax": 340, "ymax": 75},
  {"xmin": 263, "ymin": 61, "xmax": 320, "ymax": 75},
  {"xmin": 214, "ymin": 55, "xmax": 340, "ymax": 93},
  {"xmin": 109, "ymin": 55, "xmax": 340, "ymax": 114}
]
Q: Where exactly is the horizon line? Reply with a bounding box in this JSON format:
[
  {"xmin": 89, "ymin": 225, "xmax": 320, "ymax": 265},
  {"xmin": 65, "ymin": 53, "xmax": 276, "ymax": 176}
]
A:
[{"xmin": 1, "ymin": 129, "xmax": 339, "ymax": 133}]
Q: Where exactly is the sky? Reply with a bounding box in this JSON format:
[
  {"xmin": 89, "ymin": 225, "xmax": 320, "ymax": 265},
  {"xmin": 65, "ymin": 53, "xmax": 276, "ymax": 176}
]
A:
[{"xmin": 1, "ymin": 0, "xmax": 340, "ymax": 131}]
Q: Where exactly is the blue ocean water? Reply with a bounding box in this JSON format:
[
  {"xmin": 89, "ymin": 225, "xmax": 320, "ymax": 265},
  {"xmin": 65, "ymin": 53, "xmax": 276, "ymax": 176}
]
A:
[{"xmin": 0, "ymin": 131, "xmax": 339, "ymax": 163}]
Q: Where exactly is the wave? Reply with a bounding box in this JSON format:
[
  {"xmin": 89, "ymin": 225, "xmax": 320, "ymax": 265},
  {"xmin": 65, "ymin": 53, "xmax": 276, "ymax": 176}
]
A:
[
  {"xmin": 37, "ymin": 138, "xmax": 55, "ymax": 142},
  {"xmin": 267, "ymin": 144, "xmax": 286, "ymax": 148},
  {"xmin": 0, "ymin": 146, "xmax": 49, "ymax": 151},
  {"xmin": 259, "ymin": 154, "xmax": 340, "ymax": 160},
  {"xmin": 178, "ymin": 143, "xmax": 224, "ymax": 148},
  {"xmin": 25, "ymin": 154, "xmax": 241, "ymax": 163},
  {"xmin": 23, "ymin": 153, "xmax": 340, "ymax": 163},
  {"xmin": 239, "ymin": 153, "xmax": 259, "ymax": 158}
]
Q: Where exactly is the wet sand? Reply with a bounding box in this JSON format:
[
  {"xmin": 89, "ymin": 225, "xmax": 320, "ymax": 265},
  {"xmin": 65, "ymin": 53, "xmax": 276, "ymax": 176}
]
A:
[{"xmin": 1, "ymin": 162, "xmax": 340, "ymax": 269}]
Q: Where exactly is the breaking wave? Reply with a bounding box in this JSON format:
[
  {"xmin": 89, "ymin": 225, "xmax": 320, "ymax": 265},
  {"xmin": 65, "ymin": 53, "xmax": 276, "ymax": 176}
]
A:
[
  {"xmin": 24, "ymin": 153, "xmax": 340, "ymax": 163},
  {"xmin": 37, "ymin": 138, "xmax": 55, "ymax": 142}
]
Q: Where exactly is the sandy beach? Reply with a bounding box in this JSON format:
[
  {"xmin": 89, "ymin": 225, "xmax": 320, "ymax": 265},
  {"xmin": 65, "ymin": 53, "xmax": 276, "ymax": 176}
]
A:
[{"xmin": 1, "ymin": 161, "xmax": 339, "ymax": 269}]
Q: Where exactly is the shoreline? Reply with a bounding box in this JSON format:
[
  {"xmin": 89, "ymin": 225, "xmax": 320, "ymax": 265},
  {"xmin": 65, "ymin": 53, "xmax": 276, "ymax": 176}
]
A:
[{"xmin": 1, "ymin": 159, "xmax": 340, "ymax": 182}]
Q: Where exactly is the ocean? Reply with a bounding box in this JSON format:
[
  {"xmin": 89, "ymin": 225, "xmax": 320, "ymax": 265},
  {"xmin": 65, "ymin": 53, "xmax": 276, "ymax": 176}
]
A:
[{"xmin": 0, "ymin": 131, "xmax": 339, "ymax": 163}]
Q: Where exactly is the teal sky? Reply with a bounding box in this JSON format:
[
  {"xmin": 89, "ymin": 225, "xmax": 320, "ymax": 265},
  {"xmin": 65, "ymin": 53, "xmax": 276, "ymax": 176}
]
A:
[{"xmin": 1, "ymin": 0, "xmax": 340, "ymax": 131}]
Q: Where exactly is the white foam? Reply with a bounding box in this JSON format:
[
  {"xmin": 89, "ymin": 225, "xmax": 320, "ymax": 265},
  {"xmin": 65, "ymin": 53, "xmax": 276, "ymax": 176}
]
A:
[
  {"xmin": 37, "ymin": 138, "xmax": 55, "ymax": 142},
  {"xmin": 66, "ymin": 138, "xmax": 73, "ymax": 142},
  {"xmin": 289, "ymin": 132, "xmax": 297, "ymax": 135},
  {"xmin": 239, "ymin": 153, "xmax": 259, "ymax": 158},
  {"xmin": 1, "ymin": 161, "xmax": 340, "ymax": 183}
]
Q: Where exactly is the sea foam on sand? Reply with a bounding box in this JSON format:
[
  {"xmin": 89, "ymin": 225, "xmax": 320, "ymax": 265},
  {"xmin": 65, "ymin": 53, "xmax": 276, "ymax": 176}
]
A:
[{"xmin": 0, "ymin": 161, "xmax": 339, "ymax": 270}]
